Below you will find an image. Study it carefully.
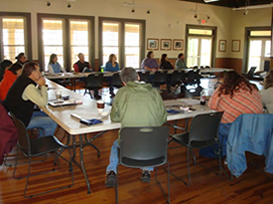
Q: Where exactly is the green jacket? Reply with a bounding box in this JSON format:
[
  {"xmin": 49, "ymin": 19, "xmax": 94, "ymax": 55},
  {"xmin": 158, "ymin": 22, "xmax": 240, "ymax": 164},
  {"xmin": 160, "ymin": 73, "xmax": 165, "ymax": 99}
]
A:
[
  {"xmin": 175, "ymin": 59, "xmax": 187, "ymax": 69},
  {"xmin": 110, "ymin": 81, "xmax": 167, "ymax": 139}
]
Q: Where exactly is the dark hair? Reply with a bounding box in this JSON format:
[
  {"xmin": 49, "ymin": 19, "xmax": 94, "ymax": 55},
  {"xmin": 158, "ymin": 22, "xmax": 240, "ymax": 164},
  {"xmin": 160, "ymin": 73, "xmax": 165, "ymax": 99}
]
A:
[
  {"xmin": 49, "ymin": 53, "xmax": 57, "ymax": 64},
  {"xmin": 15, "ymin": 52, "xmax": 25, "ymax": 60},
  {"xmin": 0, "ymin": 60, "xmax": 12, "ymax": 70},
  {"xmin": 22, "ymin": 62, "xmax": 39, "ymax": 77},
  {"xmin": 8, "ymin": 63, "xmax": 23, "ymax": 75},
  {"xmin": 108, "ymin": 54, "xmax": 116, "ymax": 63},
  {"xmin": 120, "ymin": 67, "xmax": 138, "ymax": 83},
  {"xmin": 218, "ymin": 71, "xmax": 257, "ymax": 98},
  {"xmin": 264, "ymin": 70, "xmax": 273, "ymax": 89},
  {"xmin": 161, "ymin": 54, "xmax": 167, "ymax": 62},
  {"xmin": 178, "ymin": 53, "xmax": 184, "ymax": 59},
  {"xmin": 147, "ymin": 51, "xmax": 153, "ymax": 59}
]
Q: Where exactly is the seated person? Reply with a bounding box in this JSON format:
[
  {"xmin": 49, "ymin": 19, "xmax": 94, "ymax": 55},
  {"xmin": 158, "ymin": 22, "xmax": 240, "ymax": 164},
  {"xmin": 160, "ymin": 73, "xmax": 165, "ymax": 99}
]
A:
[
  {"xmin": 73, "ymin": 53, "xmax": 92, "ymax": 73},
  {"xmin": 175, "ymin": 53, "xmax": 187, "ymax": 69},
  {"xmin": 160, "ymin": 54, "xmax": 174, "ymax": 70},
  {"xmin": 0, "ymin": 62, "xmax": 23, "ymax": 100},
  {"xmin": 105, "ymin": 68, "xmax": 167, "ymax": 187},
  {"xmin": 141, "ymin": 51, "xmax": 159, "ymax": 71},
  {"xmin": 261, "ymin": 70, "xmax": 273, "ymax": 113},
  {"xmin": 15, "ymin": 52, "xmax": 28, "ymax": 66},
  {"xmin": 3, "ymin": 62, "xmax": 57, "ymax": 137},
  {"xmin": 105, "ymin": 54, "xmax": 120, "ymax": 98},
  {"xmin": 201, "ymin": 71, "xmax": 263, "ymax": 158},
  {"xmin": 48, "ymin": 54, "xmax": 67, "ymax": 74},
  {"xmin": 0, "ymin": 60, "xmax": 12, "ymax": 82}
]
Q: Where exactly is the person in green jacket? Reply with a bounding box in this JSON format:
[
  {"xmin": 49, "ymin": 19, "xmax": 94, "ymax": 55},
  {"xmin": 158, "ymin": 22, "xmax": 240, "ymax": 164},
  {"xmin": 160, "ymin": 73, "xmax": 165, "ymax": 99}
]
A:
[
  {"xmin": 175, "ymin": 53, "xmax": 187, "ymax": 69},
  {"xmin": 105, "ymin": 67, "xmax": 167, "ymax": 188}
]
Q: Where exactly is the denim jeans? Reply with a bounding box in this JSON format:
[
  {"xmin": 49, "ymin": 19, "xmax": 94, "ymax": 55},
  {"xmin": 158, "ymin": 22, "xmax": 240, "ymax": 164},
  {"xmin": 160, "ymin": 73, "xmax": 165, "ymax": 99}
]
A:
[
  {"xmin": 106, "ymin": 139, "xmax": 154, "ymax": 174},
  {"xmin": 27, "ymin": 111, "xmax": 57, "ymax": 137}
]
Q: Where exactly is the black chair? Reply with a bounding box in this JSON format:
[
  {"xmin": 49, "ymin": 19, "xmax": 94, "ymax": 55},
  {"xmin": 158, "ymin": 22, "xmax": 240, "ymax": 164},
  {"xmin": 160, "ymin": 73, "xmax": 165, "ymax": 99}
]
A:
[
  {"xmin": 83, "ymin": 73, "xmax": 103, "ymax": 99},
  {"xmin": 112, "ymin": 73, "xmax": 123, "ymax": 88},
  {"xmin": 116, "ymin": 127, "xmax": 170, "ymax": 204},
  {"xmin": 153, "ymin": 71, "xmax": 168, "ymax": 87},
  {"xmin": 245, "ymin": 67, "xmax": 256, "ymax": 79},
  {"xmin": 170, "ymin": 70, "xmax": 186, "ymax": 87},
  {"xmin": 138, "ymin": 71, "xmax": 150, "ymax": 83},
  {"xmin": 169, "ymin": 112, "xmax": 223, "ymax": 185},
  {"xmin": 186, "ymin": 70, "xmax": 200, "ymax": 86},
  {"xmin": 9, "ymin": 113, "xmax": 74, "ymax": 198}
]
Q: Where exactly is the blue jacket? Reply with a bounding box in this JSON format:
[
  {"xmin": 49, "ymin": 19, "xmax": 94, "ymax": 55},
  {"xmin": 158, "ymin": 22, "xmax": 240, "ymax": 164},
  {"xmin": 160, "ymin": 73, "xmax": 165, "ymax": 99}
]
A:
[
  {"xmin": 227, "ymin": 114, "xmax": 273, "ymax": 178},
  {"xmin": 105, "ymin": 62, "xmax": 119, "ymax": 72}
]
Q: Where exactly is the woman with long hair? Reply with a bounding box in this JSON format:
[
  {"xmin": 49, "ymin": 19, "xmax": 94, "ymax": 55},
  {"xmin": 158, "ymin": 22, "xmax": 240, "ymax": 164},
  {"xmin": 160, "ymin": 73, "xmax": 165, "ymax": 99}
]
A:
[
  {"xmin": 160, "ymin": 54, "xmax": 173, "ymax": 70},
  {"xmin": 141, "ymin": 51, "xmax": 159, "ymax": 71},
  {"xmin": 261, "ymin": 70, "xmax": 273, "ymax": 113},
  {"xmin": 105, "ymin": 54, "xmax": 120, "ymax": 72},
  {"xmin": 47, "ymin": 54, "xmax": 66, "ymax": 74},
  {"xmin": 200, "ymin": 71, "xmax": 263, "ymax": 158}
]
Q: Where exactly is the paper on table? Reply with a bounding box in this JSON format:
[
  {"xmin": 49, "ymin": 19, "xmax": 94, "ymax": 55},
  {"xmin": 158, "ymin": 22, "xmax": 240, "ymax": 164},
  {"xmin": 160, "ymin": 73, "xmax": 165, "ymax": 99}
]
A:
[{"xmin": 177, "ymin": 99, "xmax": 200, "ymax": 105}]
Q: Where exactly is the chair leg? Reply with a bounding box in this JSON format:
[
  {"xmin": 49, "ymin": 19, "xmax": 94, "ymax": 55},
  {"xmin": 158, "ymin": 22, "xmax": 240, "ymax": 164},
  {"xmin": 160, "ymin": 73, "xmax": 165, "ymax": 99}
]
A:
[
  {"xmin": 187, "ymin": 147, "xmax": 192, "ymax": 185},
  {"xmin": 155, "ymin": 166, "xmax": 171, "ymax": 204},
  {"xmin": 24, "ymin": 157, "xmax": 32, "ymax": 198},
  {"xmin": 12, "ymin": 147, "xmax": 20, "ymax": 179},
  {"xmin": 167, "ymin": 162, "xmax": 170, "ymax": 204},
  {"xmin": 115, "ymin": 165, "xmax": 119, "ymax": 204}
]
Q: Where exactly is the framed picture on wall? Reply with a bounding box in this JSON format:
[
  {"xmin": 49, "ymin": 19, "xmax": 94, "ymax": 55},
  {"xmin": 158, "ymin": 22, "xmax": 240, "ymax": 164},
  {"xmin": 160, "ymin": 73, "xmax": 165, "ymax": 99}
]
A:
[
  {"xmin": 219, "ymin": 40, "xmax": 226, "ymax": 52},
  {"xmin": 160, "ymin": 39, "xmax": 172, "ymax": 50},
  {"xmin": 173, "ymin": 39, "xmax": 184, "ymax": 51},
  {"xmin": 232, "ymin": 40, "xmax": 240, "ymax": 52},
  {"xmin": 147, "ymin": 38, "xmax": 159, "ymax": 50}
]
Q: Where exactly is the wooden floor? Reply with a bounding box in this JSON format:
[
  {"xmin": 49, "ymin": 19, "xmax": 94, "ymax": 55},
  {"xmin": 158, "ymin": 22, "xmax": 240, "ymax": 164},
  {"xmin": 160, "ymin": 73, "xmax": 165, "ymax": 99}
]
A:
[{"xmin": 1, "ymin": 119, "xmax": 273, "ymax": 204}]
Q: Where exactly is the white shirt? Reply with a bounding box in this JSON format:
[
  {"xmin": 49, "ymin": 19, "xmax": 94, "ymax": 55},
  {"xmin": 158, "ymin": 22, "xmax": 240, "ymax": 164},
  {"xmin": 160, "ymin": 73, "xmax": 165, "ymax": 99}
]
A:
[
  {"xmin": 22, "ymin": 84, "xmax": 48, "ymax": 107},
  {"xmin": 261, "ymin": 87, "xmax": 273, "ymax": 113}
]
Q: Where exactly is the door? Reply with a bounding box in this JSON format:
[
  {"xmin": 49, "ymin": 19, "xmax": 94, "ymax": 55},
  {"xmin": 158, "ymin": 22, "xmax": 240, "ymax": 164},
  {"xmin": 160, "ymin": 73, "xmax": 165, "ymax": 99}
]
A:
[{"xmin": 187, "ymin": 37, "xmax": 212, "ymax": 68}]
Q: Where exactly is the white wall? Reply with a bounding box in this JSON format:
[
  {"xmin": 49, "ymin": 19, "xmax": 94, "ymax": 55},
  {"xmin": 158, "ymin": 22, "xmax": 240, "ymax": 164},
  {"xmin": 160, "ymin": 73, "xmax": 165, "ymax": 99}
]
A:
[{"xmin": 0, "ymin": 0, "xmax": 271, "ymax": 61}]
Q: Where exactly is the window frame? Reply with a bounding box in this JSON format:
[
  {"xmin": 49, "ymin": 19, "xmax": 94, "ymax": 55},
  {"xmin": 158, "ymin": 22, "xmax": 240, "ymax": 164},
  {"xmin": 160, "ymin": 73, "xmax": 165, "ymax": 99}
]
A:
[
  {"xmin": 99, "ymin": 17, "xmax": 146, "ymax": 69},
  {"xmin": 185, "ymin": 24, "xmax": 217, "ymax": 68},
  {"xmin": 0, "ymin": 12, "xmax": 32, "ymax": 61},
  {"xmin": 243, "ymin": 26, "xmax": 271, "ymax": 73},
  {"xmin": 37, "ymin": 13, "xmax": 95, "ymax": 71}
]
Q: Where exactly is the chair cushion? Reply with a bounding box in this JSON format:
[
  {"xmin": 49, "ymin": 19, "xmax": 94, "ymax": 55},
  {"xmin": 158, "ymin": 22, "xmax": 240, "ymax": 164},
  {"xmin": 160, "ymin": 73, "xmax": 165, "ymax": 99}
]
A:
[
  {"xmin": 121, "ymin": 156, "xmax": 166, "ymax": 168},
  {"xmin": 172, "ymin": 133, "xmax": 217, "ymax": 149}
]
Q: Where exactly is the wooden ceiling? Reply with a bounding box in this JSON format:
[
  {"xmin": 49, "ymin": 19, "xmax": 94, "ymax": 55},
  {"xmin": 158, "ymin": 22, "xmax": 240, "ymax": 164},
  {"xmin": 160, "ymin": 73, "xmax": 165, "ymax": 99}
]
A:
[{"xmin": 179, "ymin": 0, "xmax": 272, "ymax": 8}]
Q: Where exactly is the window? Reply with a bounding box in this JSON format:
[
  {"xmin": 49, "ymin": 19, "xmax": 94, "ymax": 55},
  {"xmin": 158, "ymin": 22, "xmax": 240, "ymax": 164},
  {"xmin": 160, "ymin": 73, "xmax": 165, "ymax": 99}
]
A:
[
  {"xmin": 244, "ymin": 27, "xmax": 271, "ymax": 72},
  {"xmin": 99, "ymin": 17, "xmax": 145, "ymax": 69},
  {"xmin": 185, "ymin": 25, "xmax": 217, "ymax": 68},
  {"xmin": 0, "ymin": 13, "xmax": 31, "ymax": 62},
  {"xmin": 38, "ymin": 14, "xmax": 94, "ymax": 71}
]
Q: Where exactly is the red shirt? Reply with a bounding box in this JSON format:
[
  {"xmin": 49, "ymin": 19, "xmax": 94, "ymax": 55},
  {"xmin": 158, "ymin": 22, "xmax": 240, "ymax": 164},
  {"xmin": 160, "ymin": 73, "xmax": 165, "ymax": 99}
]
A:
[
  {"xmin": 208, "ymin": 84, "xmax": 263, "ymax": 123},
  {"xmin": 0, "ymin": 70, "xmax": 17, "ymax": 100}
]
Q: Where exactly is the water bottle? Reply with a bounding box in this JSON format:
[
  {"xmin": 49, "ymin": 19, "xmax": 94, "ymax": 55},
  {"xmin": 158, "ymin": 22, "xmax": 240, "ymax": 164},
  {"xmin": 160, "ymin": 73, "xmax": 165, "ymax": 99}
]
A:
[
  {"xmin": 200, "ymin": 89, "xmax": 206, "ymax": 105},
  {"xmin": 100, "ymin": 65, "xmax": 104, "ymax": 73}
]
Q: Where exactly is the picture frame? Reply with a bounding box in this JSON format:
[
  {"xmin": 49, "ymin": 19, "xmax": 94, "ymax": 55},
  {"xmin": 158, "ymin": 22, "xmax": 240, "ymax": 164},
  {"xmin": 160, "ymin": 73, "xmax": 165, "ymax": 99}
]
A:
[
  {"xmin": 232, "ymin": 40, "xmax": 240, "ymax": 52},
  {"xmin": 219, "ymin": 40, "xmax": 226, "ymax": 52},
  {"xmin": 160, "ymin": 39, "xmax": 172, "ymax": 50},
  {"xmin": 173, "ymin": 39, "xmax": 184, "ymax": 51},
  {"xmin": 147, "ymin": 38, "xmax": 159, "ymax": 50}
]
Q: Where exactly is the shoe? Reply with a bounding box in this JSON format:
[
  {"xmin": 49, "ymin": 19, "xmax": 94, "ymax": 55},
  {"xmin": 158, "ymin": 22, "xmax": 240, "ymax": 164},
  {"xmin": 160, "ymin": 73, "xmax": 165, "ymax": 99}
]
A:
[
  {"xmin": 94, "ymin": 94, "xmax": 101, "ymax": 100},
  {"xmin": 140, "ymin": 171, "xmax": 151, "ymax": 183},
  {"xmin": 105, "ymin": 171, "xmax": 116, "ymax": 188},
  {"xmin": 224, "ymin": 158, "xmax": 227, "ymax": 165}
]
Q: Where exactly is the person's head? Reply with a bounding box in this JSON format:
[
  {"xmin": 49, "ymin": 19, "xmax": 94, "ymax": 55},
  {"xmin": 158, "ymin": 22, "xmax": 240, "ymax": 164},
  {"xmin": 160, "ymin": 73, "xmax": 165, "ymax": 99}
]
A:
[
  {"xmin": 8, "ymin": 63, "xmax": 23, "ymax": 77},
  {"xmin": 218, "ymin": 71, "xmax": 256, "ymax": 98},
  {"xmin": 178, "ymin": 53, "xmax": 184, "ymax": 60},
  {"xmin": 15, "ymin": 53, "xmax": 27, "ymax": 63},
  {"xmin": 120, "ymin": 67, "xmax": 139, "ymax": 85},
  {"xmin": 147, "ymin": 51, "xmax": 154, "ymax": 59},
  {"xmin": 22, "ymin": 62, "xmax": 41, "ymax": 82},
  {"xmin": 78, "ymin": 53, "xmax": 85, "ymax": 61},
  {"xmin": 0, "ymin": 60, "xmax": 12, "ymax": 70},
  {"xmin": 109, "ymin": 54, "xmax": 117, "ymax": 63},
  {"xmin": 264, "ymin": 70, "xmax": 273, "ymax": 90},
  {"xmin": 161, "ymin": 54, "xmax": 168, "ymax": 62},
  {"xmin": 49, "ymin": 54, "xmax": 58, "ymax": 64}
]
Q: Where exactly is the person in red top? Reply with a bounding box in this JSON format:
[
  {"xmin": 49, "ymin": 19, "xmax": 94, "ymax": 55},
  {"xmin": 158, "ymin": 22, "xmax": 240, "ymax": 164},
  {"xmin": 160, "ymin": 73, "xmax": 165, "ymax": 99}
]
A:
[
  {"xmin": 200, "ymin": 71, "xmax": 263, "ymax": 158},
  {"xmin": 73, "ymin": 53, "xmax": 92, "ymax": 73},
  {"xmin": 0, "ymin": 63, "xmax": 23, "ymax": 100}
]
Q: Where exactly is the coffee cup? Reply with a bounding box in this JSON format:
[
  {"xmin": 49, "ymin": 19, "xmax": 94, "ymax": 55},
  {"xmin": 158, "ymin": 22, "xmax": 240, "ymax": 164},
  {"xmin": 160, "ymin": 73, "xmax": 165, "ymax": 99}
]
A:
[
  {"xmin": 55, "ymin": 90, "xmax": 62, "ymax": 100},
  {"xmin": 97, "ymin": 100, "xmax": 105, "ymax": 111}
]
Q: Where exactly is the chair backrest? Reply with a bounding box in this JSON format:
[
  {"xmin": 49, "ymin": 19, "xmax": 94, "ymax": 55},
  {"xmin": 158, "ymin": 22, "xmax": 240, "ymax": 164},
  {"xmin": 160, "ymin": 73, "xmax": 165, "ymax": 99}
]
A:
[
  {"xmin": 138, "ymin": 72, "xmax": 150, "ymax": 83},
  {"xmin": 186, "ymin": 70, "xmax": 200, "ymax": 85},
  {"xmin": 119, "ymin": 126, "xmax": 169, "ymax": 167},
  {"xmin": 188, "ymin": 112, "xmax": 223, "ymax": 145},
  {"xmin": 246, "ymin": 67, "xmax": 256, "ymax": 79},
  {"xmin": 8, "ymin": 112, "xmax": 30, "ymax": 154},
  {"xmin": 171, "ymin": 70, "xmax": 186, "ymax": 84},
  {"xmin": 264, "ymin": 61, "xmax": 270, "ymax": 72},
  {"xmin": 85, "ymin": 73, "xmax": 103, "ymax": 87},
  {"xmin": 153, "ymin": 71, "xmax": 167, "ymax": 84},
  {"xmin": 112, "ymin": 73, "xmax": 123, "ymax": 87}
]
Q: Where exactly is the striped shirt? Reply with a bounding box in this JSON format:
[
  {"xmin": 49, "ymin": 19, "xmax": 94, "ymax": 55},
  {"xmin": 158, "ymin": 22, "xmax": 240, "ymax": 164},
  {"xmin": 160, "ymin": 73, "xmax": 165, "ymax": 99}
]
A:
[{"xmin": 208, "ymin": 85, "xmax": 263, "ymax": 123}]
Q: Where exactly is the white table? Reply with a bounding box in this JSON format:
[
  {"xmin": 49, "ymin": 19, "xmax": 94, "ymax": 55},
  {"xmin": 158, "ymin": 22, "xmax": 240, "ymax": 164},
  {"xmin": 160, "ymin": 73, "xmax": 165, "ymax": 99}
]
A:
[{"xmin": 43, "ymin": 79, "xmax": 215, "ymax": 193}]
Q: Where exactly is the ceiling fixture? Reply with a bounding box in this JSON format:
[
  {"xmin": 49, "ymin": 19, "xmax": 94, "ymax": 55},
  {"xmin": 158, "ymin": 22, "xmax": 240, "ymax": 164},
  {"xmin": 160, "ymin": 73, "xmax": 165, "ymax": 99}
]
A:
[
  {"xmin": 203, "ymin": 0, "xmax": 220, "ymax": 3},
  {"xmin": 124, "ymin": 0, "xmax": 151, "ymax": 14},
  {"xmin": 46, "ymin": 1, "xmax": 51, "ymax": 6},
  {"xmin": 232, "ymin": 3, "xmax": 273, "ymax": 11}
]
